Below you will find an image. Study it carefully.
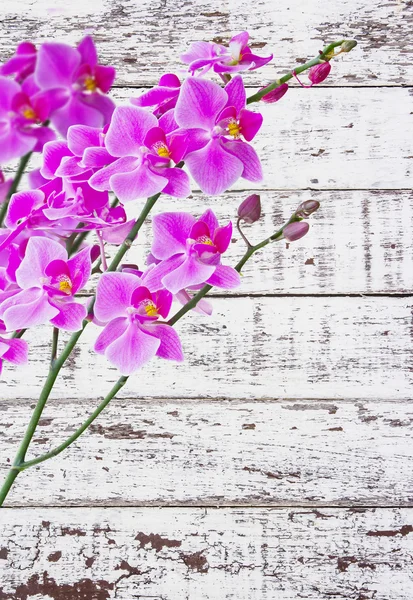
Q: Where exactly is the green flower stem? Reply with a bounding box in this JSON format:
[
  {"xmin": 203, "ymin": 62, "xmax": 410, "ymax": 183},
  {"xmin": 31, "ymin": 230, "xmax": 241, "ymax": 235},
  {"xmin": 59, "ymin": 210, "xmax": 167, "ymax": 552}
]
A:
[
  {"xmin": 246, "ymin": 39, "xmax": 356, "ymax": 104},
  {"xmin": 10, "ymin": 212, "xmax": 303, "ymax": 477},
  {"xmin": 0, "ymin": 183, "xmax": 169, "ymax": 506},
  {"xmin": 16, "ymin": 376, "xmax": 129, "ymax": 472},
  {"xmin": 0, "ymin": 152, "xmax": 33, "ymax": 226}
]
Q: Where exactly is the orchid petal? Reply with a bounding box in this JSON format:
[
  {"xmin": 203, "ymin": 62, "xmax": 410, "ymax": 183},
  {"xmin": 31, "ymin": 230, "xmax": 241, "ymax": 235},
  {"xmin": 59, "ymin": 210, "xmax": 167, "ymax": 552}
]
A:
[
  {"xmin": 16, "ymin": 237, "xmax": 66, "ymax": 289},
  {"xmin": 94, "ymin": 272, "xmax": 141, "ymax": 323},
  {"xmin": 105, "ymin": 322, "xmax": 160, "ymax": 375},
  {"xmin": 175, "ymin": 77, "xmax": 227, "ymax": 131},
  {"xmin": 105, "ymin": 105, "xmax": 158, "ymax": 157},
  {"xmin": 185, "ymin": 139, "xmax": 243, "ymax": 195},
  {"xmin": 152, "ymin": 212, "xmax": 196, "ymax": 260}
]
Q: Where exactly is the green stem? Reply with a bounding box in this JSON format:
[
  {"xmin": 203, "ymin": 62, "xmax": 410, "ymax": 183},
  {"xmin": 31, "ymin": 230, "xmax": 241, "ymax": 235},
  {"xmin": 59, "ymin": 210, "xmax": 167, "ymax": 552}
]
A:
[
  {"xmin": 17, "ymin": 377, "xmax": 129, "ymax": 471},
  {"xmin": 0, "ymin": 184, "xmax": 168, "ymax": 506},
  {"xmin": 0, "ymin": 325, "xmax": 85, "ymax": 505},
  {"xmin": 9, "ymin": 212, "xmax": 300, "ymax": 476},
  {"xmin": 246, "ymin": 40, "xmax": 352, "ymax": 104},
  {"xmin": 50, "ymin": 327, "xmax": 59, "ymax": 367},
  {"xmin": 0, "ymin": 152, "xmax": 33, "ymax": 226}
]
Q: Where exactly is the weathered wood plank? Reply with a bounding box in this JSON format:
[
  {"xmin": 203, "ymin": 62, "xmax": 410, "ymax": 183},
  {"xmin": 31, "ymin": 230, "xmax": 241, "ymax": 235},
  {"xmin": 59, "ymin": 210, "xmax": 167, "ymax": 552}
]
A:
[
  {"xmin": 1, "ymin": 399, "xmax": 412, "ymax": 506},
  {"xmin": 1, "ymin": 297, "xmax": 412, "ymax": 400},
  {"xmin": 81, "ymin": 189, "xmax": 413, "ymax": 296},
  {"xmin": 0, "ymin": 0, "xmax": 412, "ymax": 86},
  {"xmin": 3, "ymin": 87, "xmax": 413, "ymax": 190},
  {"xmin": 1, "ymin": 507, "xmax": 413, "ymax": 599}
]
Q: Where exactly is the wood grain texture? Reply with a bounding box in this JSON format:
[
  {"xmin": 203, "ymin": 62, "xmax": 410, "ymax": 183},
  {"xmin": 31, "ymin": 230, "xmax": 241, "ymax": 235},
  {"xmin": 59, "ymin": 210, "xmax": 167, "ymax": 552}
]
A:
[
  {"xmin": 81, "ymin": 189, "xmax": 413, "ymax": 295},
  {"xmin": 1, "ymin": 399, "xmax": 412, "ymax": 507},
  {"xmin": 1, "ymin": 297, "xmax": 412, "ymax": 400},
  {"xmin": 1, "ymin": 507, "xmax": 413, "ymax": 599},
  {"xmin": 0, "ymin": 0, "xmax": 412, "ymax": 87}
]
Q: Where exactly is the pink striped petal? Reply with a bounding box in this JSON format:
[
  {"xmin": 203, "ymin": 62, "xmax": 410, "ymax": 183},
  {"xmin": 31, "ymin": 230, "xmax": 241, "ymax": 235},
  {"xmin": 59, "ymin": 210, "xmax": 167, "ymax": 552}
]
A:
[
  {"xmin": 185, "ymin": 139, "xmax": 243, "ymax": 195},
  {"xmin": 142, "ymin": 322, "xmax": 184, "ymax": 361},
  {"xmin": 105, "ymin": 322, "xmax": 160, "ymax": 375},
  {"xmin": 152, "ymin": 212, "xmax": 196, "ymax": 260}
]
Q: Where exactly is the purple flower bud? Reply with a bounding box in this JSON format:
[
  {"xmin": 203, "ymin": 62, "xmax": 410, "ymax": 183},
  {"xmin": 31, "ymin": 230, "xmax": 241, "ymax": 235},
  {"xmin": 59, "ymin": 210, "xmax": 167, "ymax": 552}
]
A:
[
  {"xmin": 237, "ymin": 194, "xmax": 261, "ymax": 224},
  {"xmin": 308, "ymin": 62, "xmax": 331, "ymax": 85},
  {"xmin": 295, "ymin": 200, "xmax": 320, "ymax": 219},
  {"xmin": 260, "ymin": 83, "xmax": 288, "ymax": 104},
  {"xmin": 283, "ymin": 221, "xmax": 310, "ymax": 242}
]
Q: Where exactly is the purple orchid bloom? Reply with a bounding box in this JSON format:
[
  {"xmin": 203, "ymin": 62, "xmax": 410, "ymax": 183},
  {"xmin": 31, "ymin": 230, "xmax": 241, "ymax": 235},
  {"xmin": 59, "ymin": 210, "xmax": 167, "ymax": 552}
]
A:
[
  {"xmin": 41, "ymin": 124, "xmax": 115, "ymax": 182},
  {"xmin": 0, "ymin": 42, "xmax": 37, "ymax": 82},
  {"xmin": 0, "ymin": 320, "xmax": 28, "ymax": 376},
  {"xmin": 131, "ymin": 73, "xmax": 181, "ymax": 117},
  {"xmin": 34, "ymin": 36, "xmax": 116, "ymax": 136},
  {"xmin": 94, "ymin": 272, "xmax": 184, "ymax": 375},
  {"xmin": 143, "ymin": 209, "xmax": 240, "ymax": 294},
  {"xmin": 181, "ymin": 32, "xmax": 272, "ymax": 75},
  {"xmin": 0, "ymin": 76, "xmax": 55, "ymax": 163},
  {"xmin": 0, "ymin": 237, "xmax": 92, "ymax": 331},
  {"xmin": 1, "ymin": 176, "xmax": 131, "ymax": 250},
  {"xmin": 89, "ymin": 105, "xmax": 190, "ymax": 202},
  {"xmin": 174, "ymin": 75, "xmax": 263, "ymax": 195}
]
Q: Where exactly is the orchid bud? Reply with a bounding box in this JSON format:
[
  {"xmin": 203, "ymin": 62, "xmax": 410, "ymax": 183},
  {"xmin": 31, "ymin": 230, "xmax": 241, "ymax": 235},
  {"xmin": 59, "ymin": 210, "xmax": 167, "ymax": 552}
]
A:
[
  {"xmin": 237, "ymin": 194, "xmax": 261, "ymax": 224},
  {"xmin": 283, "ymin": 221, "xmax": 310, "ymax": 242},
  {"xmin": 341, "ymin": 40, "xmax": 357, "ymax": 53},
  {"xmin": 260, "ymin": 83, "xmax": 288, "ymax": 104},
  {"xmin": 308, "ymin": 62, "xmax": 331, "ymax": 85},
  {"xmin": 295, "ymin": 200, "xmax": 320, "ymax": 219}
]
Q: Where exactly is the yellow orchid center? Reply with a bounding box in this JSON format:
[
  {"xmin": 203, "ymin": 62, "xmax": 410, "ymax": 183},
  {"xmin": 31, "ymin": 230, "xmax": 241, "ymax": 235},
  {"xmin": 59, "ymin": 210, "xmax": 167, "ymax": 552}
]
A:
[
  {"xmin": 58, "ymin": 275, "xmax": 72, "ymax": 295},
  {"xmin": 22, "ymin": 107, "xmax": 36, "ymax": 120},
  {"xmin": 141, "ymin": 299, "xmax": 158, "ymax": 316},
  {"xmin": 84, "ymin": 76, "xmax": 97, "ymax": 92},
  {"xmin": 227, "ymin": 120, "xmax": 241, "ymax": 139},
  {"xmin": 153, "ymin": 142, "xmax": 171, "ymax": 158}
]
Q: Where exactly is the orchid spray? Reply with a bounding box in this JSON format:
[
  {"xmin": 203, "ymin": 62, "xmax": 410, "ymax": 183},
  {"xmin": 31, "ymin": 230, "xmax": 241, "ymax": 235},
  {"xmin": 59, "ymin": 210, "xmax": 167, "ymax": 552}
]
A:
[{"xmin": 0, "ymin": 33, "xmax": 357, "ymax": 505}]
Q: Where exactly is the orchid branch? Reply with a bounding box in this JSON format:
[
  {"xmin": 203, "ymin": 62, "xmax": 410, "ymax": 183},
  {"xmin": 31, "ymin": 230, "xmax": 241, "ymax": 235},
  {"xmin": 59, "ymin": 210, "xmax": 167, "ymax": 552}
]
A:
[
  {"xmin": 7, "ymin": 210, "xmax": 306, "ymax": 476},
  {"xmin": 0, "ymin": 181, "xmax": 173, "ymax": 506},
  {"xmin": 246, "ymin": 39, "xmax": 357, "ymax": 104}
]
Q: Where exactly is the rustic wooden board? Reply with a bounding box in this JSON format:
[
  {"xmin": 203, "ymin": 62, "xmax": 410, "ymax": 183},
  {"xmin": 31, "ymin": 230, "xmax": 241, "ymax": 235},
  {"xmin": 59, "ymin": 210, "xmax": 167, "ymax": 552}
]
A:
[
  {"xmin": 80, "ymin": 189, "xmax": 413, "ymax": 296},
  {"xmin": 1, "ymin": 507, "xmax": 413, "ymax": 599},
  {"xmin": 1, "ymin": 297, "xmax": 412, "ymax": 401},
  {"xmin": 1, "ymin": 0, "xmax": 412, "ymax": 87},
  {"xmin": 3, "ymin": 87, "xmax": 413, "ymax": 190},
  {"xmin": 1, "ymin": 399, "xmax": 412, "ymax": 507}
]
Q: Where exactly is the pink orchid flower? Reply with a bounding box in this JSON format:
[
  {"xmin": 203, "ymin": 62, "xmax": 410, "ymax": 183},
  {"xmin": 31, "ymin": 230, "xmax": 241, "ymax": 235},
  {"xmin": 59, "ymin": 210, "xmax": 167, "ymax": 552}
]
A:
[
  {"xmin": 131, "ymin": 73, "xmax": 181, "ymax": 117},
  {"xmin": 143, "ymin": 209, "xmax": 240, "ymax": 294},
  {"xmin": 174, "ymin": 75, "xmax": 263, "ymax": 195},
  {"xmin": 0, "ymin": 237, "xmax": 92, "ymax": 331},
  {"xmin": 181, "ymin": 32, "xmax": 272, "ymax": 75},
  {"xmin": 94, "ymin": 272, "xmax": 184, "ymax": 375},
  {"xmin": 41, "ymin": 124, "xmax": 115, "ymax": 182},
  {"xmin": 0, "ymin": 76, "xmax": 56, "ymax": 163},
  {"xmin": 89, "ymin": 105, "xmax": 190, "ymax": 202},
  {"xmin": 0, "ymin": 320, "xmax": 28, "ymax": 376},
  {"xmin": 33, "ymin": 36, "xmax": 116, "ymax": 136},
  {"xmin": 0, "ymin": 42, "xmax": 37, "ymax": 82}
]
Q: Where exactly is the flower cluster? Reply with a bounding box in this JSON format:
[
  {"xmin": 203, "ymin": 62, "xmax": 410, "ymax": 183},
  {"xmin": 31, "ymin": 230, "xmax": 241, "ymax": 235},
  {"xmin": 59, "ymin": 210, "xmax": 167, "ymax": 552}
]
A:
[{"xmin": 0, "ymin": 30, "xmax": 341, "ymax": 378}]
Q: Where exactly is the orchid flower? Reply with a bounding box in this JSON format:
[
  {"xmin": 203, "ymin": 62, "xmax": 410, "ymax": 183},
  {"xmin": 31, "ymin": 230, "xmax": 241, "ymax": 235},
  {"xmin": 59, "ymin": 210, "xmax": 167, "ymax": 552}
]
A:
[
  {"xmin": 143, "ymin": 209, "xmax": 240, "ymax": 294},
  {"xmin": 131, "ymin": 73, "xmax": 181, "ymax": 117},
  {"xmin": 0, "ymin": 237, "xmax": 92, "ymax": 331},
  {"xmin": 33, "ymin": 36, "xmax": 116, "ymax": 136},
  {"xmin": 0, "ymin": 42, "xmax": 37, "ymax": 82},
  {"xmin": 94, "ymin": 272, "xmax": 184, "ymax": 375},
  {"xmin": 181, "ymin": 32, "xmax": 273, "ymax": 75},
  {"xmin": 0, "ymin": 76, "xmax": 55, "ymax": 163},
  {"xmin": 0, "ymin": 320, "xmax": 28, "ymax": 376},
  {"xmin": 89, "ymin": 105, "xmax": 190, "ymax": 202},
  {"xmin": 174, "ymin": 76, "xmax": 263, "ymax": 194}
]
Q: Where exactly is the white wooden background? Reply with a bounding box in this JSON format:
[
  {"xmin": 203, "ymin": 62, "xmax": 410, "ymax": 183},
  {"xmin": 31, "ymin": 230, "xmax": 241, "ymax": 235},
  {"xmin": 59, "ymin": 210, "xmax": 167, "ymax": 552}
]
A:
[{"xmin": 0, "ymin": 0, "xmax": 413, "ymax": 598}]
